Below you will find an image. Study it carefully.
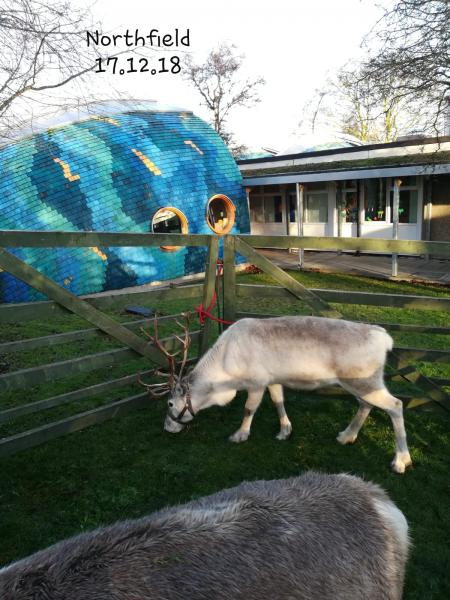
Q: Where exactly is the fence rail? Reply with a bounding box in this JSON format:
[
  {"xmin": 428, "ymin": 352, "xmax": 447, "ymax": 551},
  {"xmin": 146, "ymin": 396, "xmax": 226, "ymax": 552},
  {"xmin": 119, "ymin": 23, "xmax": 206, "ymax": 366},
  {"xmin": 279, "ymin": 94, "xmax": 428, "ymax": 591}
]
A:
[
  {"xmin": 0, "ymin": 231, "xmax": 211, "ymax": 247},
  {"xmin": 239, "ymin": 234, "xmax": 450, "ymax": 256},
  {"xmin": 0, "ymin": 231, "xmax": 449, "ymax": 455},
  {"xmin": 236, "ymin": 284, "xmax": 450, "ymax": 311},
  {"xmin": 0, "ymin": 284, "xmax": 203, "ymax": 323}
]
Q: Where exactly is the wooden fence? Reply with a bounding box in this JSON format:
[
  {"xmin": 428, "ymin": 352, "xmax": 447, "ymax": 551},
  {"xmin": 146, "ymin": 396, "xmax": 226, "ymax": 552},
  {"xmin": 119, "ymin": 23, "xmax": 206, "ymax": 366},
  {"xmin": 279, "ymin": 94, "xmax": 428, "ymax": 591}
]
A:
[{"xmin": 0, "ymin": 231, "xmax": 449, "ymax": 456}]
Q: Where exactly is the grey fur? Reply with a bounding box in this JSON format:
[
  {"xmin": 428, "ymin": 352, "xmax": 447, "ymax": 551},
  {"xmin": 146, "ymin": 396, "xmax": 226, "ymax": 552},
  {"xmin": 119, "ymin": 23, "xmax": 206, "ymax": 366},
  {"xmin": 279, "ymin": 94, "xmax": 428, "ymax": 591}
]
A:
[{"xmin": 0, "ymin": 472, "xmax": 409, "ymax": 600}]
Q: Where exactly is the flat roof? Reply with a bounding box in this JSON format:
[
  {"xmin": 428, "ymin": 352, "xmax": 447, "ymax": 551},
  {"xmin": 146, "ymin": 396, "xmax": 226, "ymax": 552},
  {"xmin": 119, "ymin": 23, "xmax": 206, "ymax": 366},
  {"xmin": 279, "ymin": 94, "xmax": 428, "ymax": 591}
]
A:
[
  {"xmin": 243, "ymin": 163, "xmax": 450, "ymax": 186},
  {"xmin": 238, "ymin": 135, "xmax": 450, "ymax": 165},
  {"xmin": 240, "ymin": 151, "xmax": 450, "ymax": 185}
]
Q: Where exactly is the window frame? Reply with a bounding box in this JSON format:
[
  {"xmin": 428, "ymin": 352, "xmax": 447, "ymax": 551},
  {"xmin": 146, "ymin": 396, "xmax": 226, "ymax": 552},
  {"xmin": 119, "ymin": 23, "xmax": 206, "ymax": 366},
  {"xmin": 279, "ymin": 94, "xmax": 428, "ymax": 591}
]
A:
[
  {"xmin": 151, "ymin": 206, "xmax": 189, "ymax": 252},
  {"xmin": 205, "ymin": 194, "xmax": 236, "ymax": 235}
]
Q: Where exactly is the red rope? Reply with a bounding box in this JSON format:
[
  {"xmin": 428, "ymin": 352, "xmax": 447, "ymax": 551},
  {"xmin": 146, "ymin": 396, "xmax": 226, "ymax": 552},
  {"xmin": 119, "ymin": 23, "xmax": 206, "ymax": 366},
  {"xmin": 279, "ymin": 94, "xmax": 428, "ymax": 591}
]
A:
[{"xmin": 195, "ymin": 260, "xmax": 235, "ymax": 326}]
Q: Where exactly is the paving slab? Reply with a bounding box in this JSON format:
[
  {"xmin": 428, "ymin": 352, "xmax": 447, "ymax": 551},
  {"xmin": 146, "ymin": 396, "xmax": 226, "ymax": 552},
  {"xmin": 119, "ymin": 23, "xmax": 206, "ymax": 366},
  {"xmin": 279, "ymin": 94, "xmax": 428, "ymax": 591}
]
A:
[{"xmin": 259, "ymin": 249, "xmax": 450, "ymax": 285}]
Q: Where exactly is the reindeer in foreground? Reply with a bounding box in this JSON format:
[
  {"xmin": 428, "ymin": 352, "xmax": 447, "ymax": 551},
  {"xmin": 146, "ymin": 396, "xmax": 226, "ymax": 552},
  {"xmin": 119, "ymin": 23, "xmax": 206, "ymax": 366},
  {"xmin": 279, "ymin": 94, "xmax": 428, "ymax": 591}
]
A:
[
  {"xmin": 0, "ymin": 472, "xmax": 410, "ymax": 600},
  {"xmin": 143, "ymin": 316, "xmax": 412, "ymax": 473}
]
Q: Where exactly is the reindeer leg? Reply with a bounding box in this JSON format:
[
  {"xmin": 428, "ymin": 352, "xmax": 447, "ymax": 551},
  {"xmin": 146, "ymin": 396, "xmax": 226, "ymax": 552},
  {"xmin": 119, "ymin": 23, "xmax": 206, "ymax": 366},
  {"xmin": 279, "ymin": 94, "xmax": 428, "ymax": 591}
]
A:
[
  {"xmin": 340, "ymin": 377, "xmax": 412, "ymax": 474},
  {"xmin": 337, "ymin": 399, "xmax": 372, "ymax": 445},
  {"xmin": 229, "ymin": 388, "xmax": 264, "ymax": 443},
  {"xmin": 268, "ymin": 384, "xmax": 292, "ymax": 440},
  {"xmin": 363, "ymin": 388, "xmax": 412, "ymax": 474}
]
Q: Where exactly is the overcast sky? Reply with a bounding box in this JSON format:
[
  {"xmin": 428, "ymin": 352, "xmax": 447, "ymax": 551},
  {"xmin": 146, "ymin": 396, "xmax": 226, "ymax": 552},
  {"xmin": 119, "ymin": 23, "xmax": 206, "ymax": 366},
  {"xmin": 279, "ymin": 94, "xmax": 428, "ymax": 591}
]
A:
[{"xmin": 85, "ymin": 0, "xmax": 387, "ymax": 152}]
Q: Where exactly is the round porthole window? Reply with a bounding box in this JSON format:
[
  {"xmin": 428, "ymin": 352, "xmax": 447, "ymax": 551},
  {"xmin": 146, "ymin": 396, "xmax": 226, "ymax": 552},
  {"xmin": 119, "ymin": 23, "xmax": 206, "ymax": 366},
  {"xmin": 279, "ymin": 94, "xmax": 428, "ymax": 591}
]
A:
[
  {"xmin": 206, "ymin": 194, "xmax": 236, "ymax": 235},
  {"xmin": 152, "ymin": 207, "xmax": 188, "ymax": 252}
]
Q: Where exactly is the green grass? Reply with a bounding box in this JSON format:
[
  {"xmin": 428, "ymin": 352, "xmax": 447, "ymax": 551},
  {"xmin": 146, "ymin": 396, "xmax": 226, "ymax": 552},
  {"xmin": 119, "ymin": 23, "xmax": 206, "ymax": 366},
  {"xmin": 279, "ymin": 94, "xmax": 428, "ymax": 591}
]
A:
[{"xmin": 0, "ymin": 271, "xmax": 449, "ymax": 599}]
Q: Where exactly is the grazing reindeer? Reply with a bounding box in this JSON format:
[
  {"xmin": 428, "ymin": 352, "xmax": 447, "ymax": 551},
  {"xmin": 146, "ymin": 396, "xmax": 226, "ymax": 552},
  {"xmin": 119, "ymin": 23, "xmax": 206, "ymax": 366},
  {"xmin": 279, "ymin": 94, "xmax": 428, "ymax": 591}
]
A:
[
  {"xmin": 0, "ymin": 472, "xmax": 410, "ymax": 600},
  {"xmin": 145, "ymin": 316, "xmax": 412, "ymax": 473}
]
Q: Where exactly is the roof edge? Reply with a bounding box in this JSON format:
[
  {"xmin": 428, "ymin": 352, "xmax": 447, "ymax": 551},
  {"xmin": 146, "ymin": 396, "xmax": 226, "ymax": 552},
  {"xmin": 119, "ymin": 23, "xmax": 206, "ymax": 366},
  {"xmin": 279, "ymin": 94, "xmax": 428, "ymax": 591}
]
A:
[{"xmin": 238, "ymin": 135, "xmax": 450, "ymax": 165}]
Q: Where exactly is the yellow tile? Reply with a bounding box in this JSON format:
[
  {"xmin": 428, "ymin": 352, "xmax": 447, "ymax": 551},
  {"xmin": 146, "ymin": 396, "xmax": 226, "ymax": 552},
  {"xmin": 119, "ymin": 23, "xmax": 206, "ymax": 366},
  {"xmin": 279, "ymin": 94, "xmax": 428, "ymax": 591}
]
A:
[
  {"xmin": 91, "ymin": 247, "xmax": 108, "ymax": 261},
  {"xmin": 184, "ymin": 140, "xmax": 204, "ymax": 155},
  {"xmin": 131, "ymin": 148, "xmax": 162, "ymax": 175},
  {"xmin": 53, "ymin": 157, "xmax": 80, "ymax": 182},
  {"xmin": 90, "ymin": 116, "xmax": 121, "ymax": 126}
]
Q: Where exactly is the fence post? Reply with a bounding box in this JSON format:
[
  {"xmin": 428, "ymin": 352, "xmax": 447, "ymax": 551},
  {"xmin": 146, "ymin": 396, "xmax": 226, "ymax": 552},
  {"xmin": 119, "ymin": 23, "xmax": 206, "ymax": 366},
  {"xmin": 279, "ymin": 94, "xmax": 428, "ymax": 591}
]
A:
[
  {"xmin": 199, "ymin": 235, "xmax": 219, "ymax": 355},
  {"xmin": 223, "ymin": 235, "xmax": 236, "ymax": 326},
  {"xmin": 336, "ymin": 181, "xmax": 344, "ymax": 254},
  {"xmin": 296, "ymin": 183, "xmax": 304, "ymax": 268},
  {"xmin": 392, "ymin": 178, "xmax": 401, "ymax": 277}
]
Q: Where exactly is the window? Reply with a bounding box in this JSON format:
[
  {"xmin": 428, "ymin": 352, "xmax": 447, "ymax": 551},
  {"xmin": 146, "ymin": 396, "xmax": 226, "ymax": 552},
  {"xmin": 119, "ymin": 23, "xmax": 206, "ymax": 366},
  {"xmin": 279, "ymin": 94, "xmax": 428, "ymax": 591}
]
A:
[
  {"xmin": 341, "ymin": 181, "xmax": 358, "ymax": 223},
  {"xmin": 250, "ymin": 196, "xmax": 265, "ymax": 223},
  {"xmin": 206, "ymin": 194, "xmax": 236, "ymax": 234},
  {"xmin": 305, "ymin": 190, "xmax": 328, "ymax": 223},
  {"xmin": 249, "ymin": 193, "xmax": 284, "ymax": 223},
  {"xmin": 305, "ymin": 193, "xmax": 328, "ymax": 222},
  {"xmin": 389, "ymin": 188, "xmax": 418, "ymax": 223},
  {"xmin": 265, "ymin": 195, "xmax": 283, "ymax": 223},
  {"xmin": 288, "ymin": 194, "xmax": 297, "ymax": 223},
  {"xmin": 344, "ymin": 191, "xmax": 358, "ymax": 223},
  {"xmin": 288, "ymin": 186, "xmax": 329, "ymax": 223},
  {"xmin": 364, "ymin": 179, "xmax": 386, "ymax": 221},
  {"xmin": 152, "ymin": 207, "xmax": 188, "ymax": 252}
]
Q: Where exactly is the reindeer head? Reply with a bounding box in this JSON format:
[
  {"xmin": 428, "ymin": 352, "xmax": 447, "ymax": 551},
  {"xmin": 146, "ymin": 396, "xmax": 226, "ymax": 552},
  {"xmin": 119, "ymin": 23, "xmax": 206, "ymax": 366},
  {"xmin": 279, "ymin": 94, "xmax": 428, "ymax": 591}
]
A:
[
  {"xmin": 138, "ymin": 313, "xmax": 194, "ymax": 433},
  {"xmin": 164, "ymin": 375, "xmax": 196, "ymax": 433}
]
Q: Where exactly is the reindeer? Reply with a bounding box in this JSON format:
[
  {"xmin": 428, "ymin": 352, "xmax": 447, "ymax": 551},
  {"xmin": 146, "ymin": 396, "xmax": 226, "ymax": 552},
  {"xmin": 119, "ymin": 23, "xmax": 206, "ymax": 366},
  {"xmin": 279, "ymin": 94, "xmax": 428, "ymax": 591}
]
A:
[
  {"xmin": 142, "ymin": 316, "xmax": 412, "ymax": 474},
  {"xmin": 0, "ymin": 472, "xmax": 410, "ymax": 600}
]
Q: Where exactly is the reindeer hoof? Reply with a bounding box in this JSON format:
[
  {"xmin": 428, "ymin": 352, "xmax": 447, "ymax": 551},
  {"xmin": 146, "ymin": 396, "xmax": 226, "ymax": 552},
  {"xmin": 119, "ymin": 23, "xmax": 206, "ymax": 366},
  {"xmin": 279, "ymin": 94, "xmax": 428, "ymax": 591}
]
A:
[
  {"xmin": 276, "ymin": 424, "xmax": 292, "ymax": 440},
  {"xmin": 337, "ymin": 430, "xmax": 357, "ymax": 445},
  {"xmin": 391, "ymin": 453, "xmax": 412, "ymax": 474},
  {"xmin": 229, "ymin": 430, "xmax": 249, "ymax": 443}
]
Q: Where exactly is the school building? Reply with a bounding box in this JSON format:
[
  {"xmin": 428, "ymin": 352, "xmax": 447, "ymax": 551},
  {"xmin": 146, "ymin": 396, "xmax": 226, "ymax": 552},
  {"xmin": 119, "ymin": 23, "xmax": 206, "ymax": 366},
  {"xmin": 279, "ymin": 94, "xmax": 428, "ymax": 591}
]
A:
[{"xmin": 238, "ymin": 136, "xmax": 450, "ymax": 243}]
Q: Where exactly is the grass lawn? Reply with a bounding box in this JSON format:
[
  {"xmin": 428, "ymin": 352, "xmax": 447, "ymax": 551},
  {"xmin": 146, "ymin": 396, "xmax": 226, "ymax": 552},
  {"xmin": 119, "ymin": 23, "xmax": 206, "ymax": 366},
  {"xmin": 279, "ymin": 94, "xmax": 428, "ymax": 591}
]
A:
[{"xmin": 0, "ymin": 269, "xmax": 449, "ymax": 599}]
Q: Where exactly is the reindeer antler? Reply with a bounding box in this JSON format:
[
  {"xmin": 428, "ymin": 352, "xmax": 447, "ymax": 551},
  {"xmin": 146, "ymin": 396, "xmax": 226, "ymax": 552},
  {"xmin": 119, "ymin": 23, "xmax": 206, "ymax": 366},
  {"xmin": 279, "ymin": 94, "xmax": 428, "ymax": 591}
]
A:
[
  {"xmin": 139, "ymin": 313, "xmax": 191, "ymax": 397},
  {"xmin": 173, "ymin": 312, "xmax": 191, "ymax": 382}
]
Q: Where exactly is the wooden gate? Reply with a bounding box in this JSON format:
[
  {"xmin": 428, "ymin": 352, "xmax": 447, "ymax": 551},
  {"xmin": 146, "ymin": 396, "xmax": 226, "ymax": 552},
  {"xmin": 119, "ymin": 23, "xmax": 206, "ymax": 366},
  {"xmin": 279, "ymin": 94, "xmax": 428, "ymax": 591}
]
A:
[{"xmin": 0, "ymin": 231, "xmax": 220, "ymax": 455}]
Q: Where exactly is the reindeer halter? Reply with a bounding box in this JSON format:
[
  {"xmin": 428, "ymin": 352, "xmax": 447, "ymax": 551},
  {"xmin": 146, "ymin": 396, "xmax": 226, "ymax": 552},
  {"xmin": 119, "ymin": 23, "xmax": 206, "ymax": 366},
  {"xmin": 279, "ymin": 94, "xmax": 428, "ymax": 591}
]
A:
[{"xmin": 166, "ymin": 385, "xmax": 196, "ymax": 424}]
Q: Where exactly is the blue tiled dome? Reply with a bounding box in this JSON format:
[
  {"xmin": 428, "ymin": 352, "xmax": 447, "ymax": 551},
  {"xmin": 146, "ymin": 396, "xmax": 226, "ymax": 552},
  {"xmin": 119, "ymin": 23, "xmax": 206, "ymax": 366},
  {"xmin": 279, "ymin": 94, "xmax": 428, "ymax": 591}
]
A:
[{"xmin": 0, "ymin": 106, "xmax": 249, "ymax": 302}]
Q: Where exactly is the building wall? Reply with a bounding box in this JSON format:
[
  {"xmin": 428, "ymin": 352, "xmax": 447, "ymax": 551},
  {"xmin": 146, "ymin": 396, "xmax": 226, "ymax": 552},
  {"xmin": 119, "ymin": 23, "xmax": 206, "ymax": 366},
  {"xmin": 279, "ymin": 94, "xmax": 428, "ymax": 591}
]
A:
[
  {"xmin": 430, "ymin": 175, "xmax": 450, "ymax": 241},
  {"xmin": 248, "ymin": 176, "xmax": 424, "ymax": 242}
]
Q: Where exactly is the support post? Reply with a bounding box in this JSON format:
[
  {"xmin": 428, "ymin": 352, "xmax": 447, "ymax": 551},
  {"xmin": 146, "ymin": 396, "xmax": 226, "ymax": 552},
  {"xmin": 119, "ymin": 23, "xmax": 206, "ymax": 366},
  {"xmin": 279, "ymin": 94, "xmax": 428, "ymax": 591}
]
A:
[
  {"xmin": 282, "ymin": 184, "xmax": 289, "ymax": 236},
  {"xmin": 392, "ymin": 178, "xmax": 401, "ymax": 277},
  {"xmin": 355, "ymin": 180, "xmax": 364, "ymax": 256},
  {"xmin": 199, "ymin": 236, "xmax": 220, "ymax": 355},
  {"xmin": 296, "ymin": 183, "xmax": 304, "ymax": 268},
  {"xmin": 223, "ymin": 235, "xmax": 236, "ymax": 326},
  {"xmin": 424, "ymin": 176, "xmax": 432, "ymax": 260},
  {"xmin": 336, "ymin": 181, "xmax": 343, "ymax": 254},
  {"xmin": 357, "ymin": 180, "xmax": 364, "ymax": 244},
  {"xmin": 245, "ymin": 187, "xmax": 252, "ymax": 226}
]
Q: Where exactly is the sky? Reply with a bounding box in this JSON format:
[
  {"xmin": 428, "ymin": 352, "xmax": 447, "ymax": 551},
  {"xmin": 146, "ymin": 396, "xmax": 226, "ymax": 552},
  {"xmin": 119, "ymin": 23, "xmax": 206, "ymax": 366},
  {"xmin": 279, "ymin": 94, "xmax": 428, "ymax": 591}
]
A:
[{"xmin": 79, "ymin": 0, "xmax": 387, "ymax": 151}]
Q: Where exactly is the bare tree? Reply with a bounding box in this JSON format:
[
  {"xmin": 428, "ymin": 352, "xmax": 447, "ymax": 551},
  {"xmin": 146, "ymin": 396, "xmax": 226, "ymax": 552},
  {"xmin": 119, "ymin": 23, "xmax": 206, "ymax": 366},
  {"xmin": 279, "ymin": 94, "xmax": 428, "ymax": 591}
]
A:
[
  {"xmin": 0, "ymin": 0, "xmax": 136, "ymax": 141},
  {"xmin": 361, "ymin": 0, "xmax": 450, "ymax": 134},
  {"xmin": 337, "ymin": 66, "xmax": 421, "ymax": 142},
  {"xmin": 297, "ymin": 64, "xmax": 421, "ymax": 143},
  {"xmin": 336, "ymin": 69, "xmax": 378, "ymax": 142},
  {"xmin": 297, "ymin": 89, "xmax": 328, "ymax": 135},
  {"xmin": 184, "ymin": 44, "xmax": 265, "ymax": 156},
  {"xmin": 0, "ymin": 0, "xmax": 94, "ymax": 138}
]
